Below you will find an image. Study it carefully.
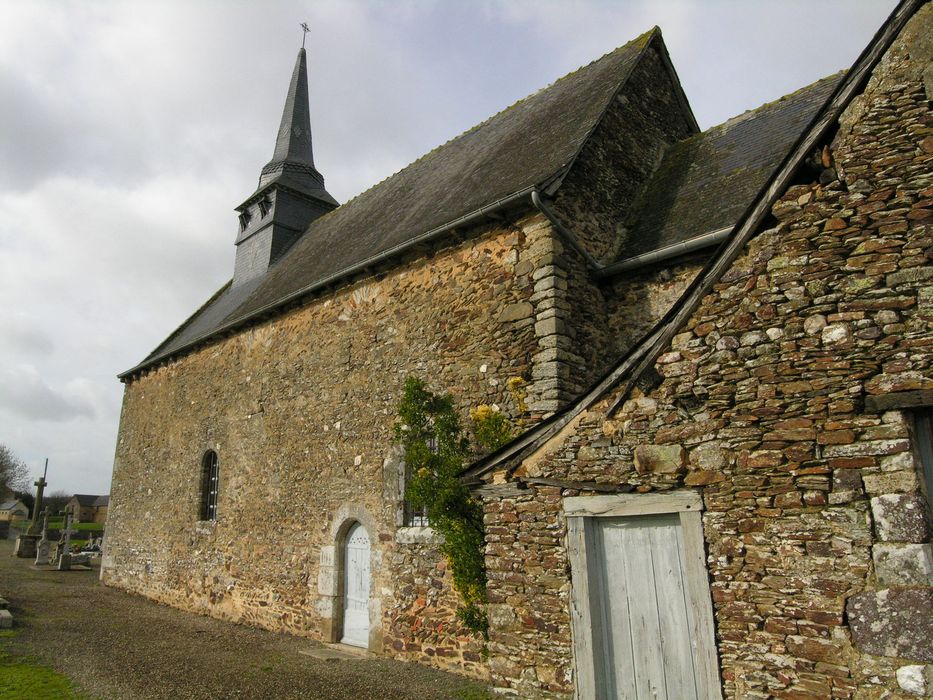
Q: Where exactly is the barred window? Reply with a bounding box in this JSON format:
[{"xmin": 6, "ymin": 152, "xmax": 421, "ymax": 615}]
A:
[
  {"xmin": 403, "ymin": 467, "xmax": 429, "ymax": 527},
  {"xmin": 402, "ymin": 436, "xmax": 435, "ymax": 527},
  {"xmin": 200, "ymin": 450, "xmax": 219, "ymax": 521}
]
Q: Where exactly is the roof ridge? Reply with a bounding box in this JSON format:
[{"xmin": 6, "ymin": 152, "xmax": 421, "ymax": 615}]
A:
[{"xmin": 313, "ymin": 28, "xmax": 659, "ymax": 217}]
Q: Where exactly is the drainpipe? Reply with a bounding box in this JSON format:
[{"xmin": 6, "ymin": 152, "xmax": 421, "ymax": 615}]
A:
[
  {"xmin": 595, "ymin": 225, "xmax": 733, "ymax": 278},
  {"xmin": 530, "ymin": 189, "xmax": 602, "ymax": 270},
  {"xmin": 531, "ymin": 188, "xmax": 730, "ymax": 277}
]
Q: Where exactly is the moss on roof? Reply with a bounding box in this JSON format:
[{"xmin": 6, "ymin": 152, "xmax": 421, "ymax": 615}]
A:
[{"xmin": 618, "ymin": 73, "xmax": 843, "ymax": 260}]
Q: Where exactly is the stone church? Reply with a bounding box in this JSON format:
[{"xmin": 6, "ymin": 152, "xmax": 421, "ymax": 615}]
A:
[{"xmin": 105, "ymin": 1, "xmax": 932, "ymax": 697}]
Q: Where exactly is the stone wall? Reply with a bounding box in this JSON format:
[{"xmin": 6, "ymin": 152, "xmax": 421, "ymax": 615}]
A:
[
  {"xmin": 604, "ymin": 257, "xmax": 707, "ymax": 357},
  {"xmin": 105, "ymin": 213, "xmax": 567, "ymax": 676},
  {"xmin": 553, "ymin": 39, "xmax": 696, "ymax": 263},
  {"xmin": 481, "ymin": 6, "xmax": 933, "ymax": 698},
  {"xmin": 536, "ymin": 40, "xmax": 701, "ymax": 406}
]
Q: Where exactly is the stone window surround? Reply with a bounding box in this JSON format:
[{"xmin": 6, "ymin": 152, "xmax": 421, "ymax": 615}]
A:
[
  {"xmin": 386, "ymin": 444, "xmax": 434, "ymax": 532},
  {"xmin": 563, "ymin": 490, "xmax": 722, "ymax": 699},
  {"xmin": 198, "ymin": 449, "xmax": 219, "ymax": 523}
]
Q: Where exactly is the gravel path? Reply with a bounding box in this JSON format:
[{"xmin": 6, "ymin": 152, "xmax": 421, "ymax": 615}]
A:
[{"xmin": 0, "ymin": 541, "xmax": 491, "ymax": 699}]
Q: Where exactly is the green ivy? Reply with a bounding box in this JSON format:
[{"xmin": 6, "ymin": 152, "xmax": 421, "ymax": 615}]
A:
[{"xmin": 394, "ymin": 377, "xmax": 515, "ymax": 637}]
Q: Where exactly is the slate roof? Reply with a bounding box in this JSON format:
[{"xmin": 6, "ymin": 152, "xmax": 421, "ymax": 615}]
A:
[
  {"xmin": 462, "ymin": 0, "xmax": 922, "ymax": 483},
  {"xmin": 0, "ymin": 500, "xmax": 25, "ymax": 511},
  {"xmin": 123, "ymin": 30, "xmax": 840, "ymax": 380},
  {"xmin": 123, "ymin": 30, "xmax": 658, "ymax": 377},
  {"xmin": 617, "ymin": 73, "xmax": 843, "ymax": 260},
  {"xmin": 72, "ymin": 494, "xmax": 109, "ymax": 507}
]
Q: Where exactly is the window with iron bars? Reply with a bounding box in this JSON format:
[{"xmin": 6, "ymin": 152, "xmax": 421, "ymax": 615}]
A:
[
  {"xmin": 402, "ymin": 436, "xmax": 435, "ymax": 527},
  {"xmin": 200, "ymin": 450, "xmax": 219, "ymax": 521}
]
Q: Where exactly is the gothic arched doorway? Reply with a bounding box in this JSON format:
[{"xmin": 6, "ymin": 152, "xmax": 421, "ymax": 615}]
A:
[{"xmin": 340, "ymin": 522, "xmax": 371, "ymax": 647}]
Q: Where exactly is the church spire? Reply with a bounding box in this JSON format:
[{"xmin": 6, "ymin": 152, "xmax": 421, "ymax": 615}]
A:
[
  {"xmin": 232, "ymin": 43, "xmax": 338, "ymax": 287},
  {"xmin": 258, "ymin": 47, "xmax": 329, "ymax": 194},
  {"xmin": 260, "ymin": 49, "xmax": 314, "ymax": 187}
]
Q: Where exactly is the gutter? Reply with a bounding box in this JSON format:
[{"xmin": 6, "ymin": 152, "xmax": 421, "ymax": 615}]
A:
[
  {"xmin": 596, "ymin": 226, "xmax": 732, "ymax": 277},
  {"xmin": 531, "ymin": 188, "xmax": 726, "ymax": 277},
  {"xmin": 123, "ymin": 187, "xmax": 726, "ymax": 381},
  {"xmin": 120, "ymin": 187, "xmax": 537, "ymax": 380}
]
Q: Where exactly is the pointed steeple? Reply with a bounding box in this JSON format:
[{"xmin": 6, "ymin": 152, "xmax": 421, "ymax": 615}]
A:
[
  {"xmin": 232, "ymin": 47, "xmax": 338, "ymax": 287},
  {"xmin": 258, "ymin": 48, "xmax": 330, "ymax": 195}
]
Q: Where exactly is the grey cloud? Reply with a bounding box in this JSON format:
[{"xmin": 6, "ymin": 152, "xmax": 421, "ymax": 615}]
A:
[
  {"xmin": 0, "ymin": 313, "xmax": 55, "ymax": 356},
  {"xmin": 0, "ymin": 366, "xmax": 95, "ymax": 422}
]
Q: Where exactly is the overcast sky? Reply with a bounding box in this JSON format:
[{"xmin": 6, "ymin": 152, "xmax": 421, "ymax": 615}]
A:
[{"xmin": 0, "ymin": 0, "xmax": 898, "ymax": 496}]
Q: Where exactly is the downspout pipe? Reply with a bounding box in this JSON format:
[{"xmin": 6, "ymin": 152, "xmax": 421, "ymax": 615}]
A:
[
  {"xmin": 530, "ymin": 189, "xmax": 602, "ymax": 270},
  {"xmin": 595, "ymin": 225, "xmax": 732, "ymax": 277}
]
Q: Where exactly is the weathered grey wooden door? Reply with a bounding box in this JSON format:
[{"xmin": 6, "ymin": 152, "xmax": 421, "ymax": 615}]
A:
[
  {"xmin": 592, "ymin": 514, "xmax": 697, "ymax": 698},
  {"xmin": 341, "ymin": 522, "xmax": 370, "ymax": 647},
  {"xmin": 565, "ymin": 493, "xmax": 721, "ymax": 700}
]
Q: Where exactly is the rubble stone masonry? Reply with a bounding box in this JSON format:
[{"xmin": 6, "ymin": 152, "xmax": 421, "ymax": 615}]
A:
[
  {"xmin": 482, "ymin": 6, "xmax": 933, "ymax": 698},
  {"xmin": 104, "ymin": 203, "xmax": 709, "ymax": 676},
  {"xmin": 104, "ymin": 214, "xmax": 556, "ymax": 677}
]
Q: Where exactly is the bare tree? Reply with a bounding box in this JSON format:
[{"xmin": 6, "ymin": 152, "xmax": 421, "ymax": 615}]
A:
[
  {"xmin": 0, "ymin": 444, "xmax": 30, "ymax": 497},
  {"xmin": 44, "ymin": 490, "xmax": 71, "ymax": 517}
]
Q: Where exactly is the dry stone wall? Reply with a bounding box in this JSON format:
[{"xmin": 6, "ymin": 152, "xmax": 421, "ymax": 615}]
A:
[{"xmin": 481, "ymin": 7, "xmax": 933, "ymax": 698}]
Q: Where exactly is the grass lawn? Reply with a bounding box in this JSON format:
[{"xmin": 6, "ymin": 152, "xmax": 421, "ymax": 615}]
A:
[
  {"xmin": 41, "ymin": 519, "xmax": 104, "ymax": 533},
  {"xmin": 0, "ymin": 631, "xmax": 89, "ymax": 699}
]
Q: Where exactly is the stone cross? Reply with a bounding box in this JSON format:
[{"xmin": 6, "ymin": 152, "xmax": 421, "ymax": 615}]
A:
[{"xmin": 27, "ymin": 458, "xmax": 48, "ymax": 535}]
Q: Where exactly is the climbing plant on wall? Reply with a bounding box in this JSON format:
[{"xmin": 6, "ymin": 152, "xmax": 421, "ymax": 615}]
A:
[{"xmin": 394, "ymin": 376, "xmax": 515, "ymax": 637}]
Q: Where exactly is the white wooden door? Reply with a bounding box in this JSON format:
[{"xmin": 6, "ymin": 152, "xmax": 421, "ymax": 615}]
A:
[
  {"xmin": 341, "ymin": 522, "xmax": 371, "ymax": 647},
  {"xmin": 588, "ymin": 513, "xmax": 702, "ymax": 699}
]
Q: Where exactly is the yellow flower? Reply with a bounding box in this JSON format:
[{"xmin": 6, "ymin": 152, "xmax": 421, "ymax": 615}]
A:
[
  {"xmin": 470, "ymin": 404, "xmax": 495, "ymax": 422},
  {"xmin": 506, "ymin": 376, "xmax": 526, "ymax": 391}
]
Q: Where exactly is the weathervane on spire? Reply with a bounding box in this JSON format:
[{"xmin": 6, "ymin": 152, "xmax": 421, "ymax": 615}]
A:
[{"xmin": 300, "ymin": 22, "xmax": 310, "ymax": 49}]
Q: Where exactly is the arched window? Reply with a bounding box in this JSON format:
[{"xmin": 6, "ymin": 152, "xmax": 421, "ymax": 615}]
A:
[{"xmin": 199, "ymin": 450, "xmax": 219, "ymax": 521}]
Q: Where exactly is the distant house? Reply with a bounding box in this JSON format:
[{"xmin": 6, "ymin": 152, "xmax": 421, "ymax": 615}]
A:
[
  {"xmin": 0, "ymin": 499, "xmax": 29, "ymax": 522},
  {"xmin": 65, "ymin": 495, "xmax": 109, "ymax": 524}
]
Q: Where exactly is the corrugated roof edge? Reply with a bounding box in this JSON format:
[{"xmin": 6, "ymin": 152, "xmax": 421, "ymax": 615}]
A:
[
  {"xmin": 460, "ymin": 0, "xmax": 923, "ymax": 484},
  {"xmin": 118, "ymin": 30, "xmax": 664, "ymax": 382}
]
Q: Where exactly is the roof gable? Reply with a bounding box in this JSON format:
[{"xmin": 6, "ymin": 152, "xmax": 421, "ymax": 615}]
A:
[
  {"xmin": 463, "ymin": 0, "xmax": 923, "ymax": 483},
  {"xmin": 619, "ymin": 73, "xmax": 843, "ymax": 260},
  {"xmin": 123, "ymin": 29, "xmax": 660, "ymax": 377}
]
